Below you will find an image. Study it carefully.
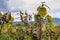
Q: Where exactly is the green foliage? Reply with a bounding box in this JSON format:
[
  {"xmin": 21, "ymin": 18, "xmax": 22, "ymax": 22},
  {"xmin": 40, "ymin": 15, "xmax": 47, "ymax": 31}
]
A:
[
  {"xmin": 49, "ymin": 23, "xmax": 55, "ymax": 31},
  {"xmin": 57, "ymin": 36, "xmax": 60, "ymax": 40},
  {"xmin": 42, "ymin": 24, "xmax": 46, "ymax": 31},
  {"xmin": 9, "ymin": 17, "xmax": 14, "ymax": 23},
  {"xmin": 37, "ymin": 7, "xmax": 47, "ymax": 18},
  {"xmin": 24, "ymin": 35, "xmax": 32, "ymax": 40},
  {"xmin": 0, "ymin": 23, "xmax": 60, "ymax": 40},
  {"xmin": 45, "ymin": 15, "xmax": 55, "ymax": 31},
  {"xmin": 34, "ymin": 15, "xmax": 40, "ymax": 23},
  {"xmin": 45, "ymin": 15, "xmax": 52, "ymax": 23},
  {"xmin": 0, "ymin": 2, "xmax": 59, "ymax": 40}
]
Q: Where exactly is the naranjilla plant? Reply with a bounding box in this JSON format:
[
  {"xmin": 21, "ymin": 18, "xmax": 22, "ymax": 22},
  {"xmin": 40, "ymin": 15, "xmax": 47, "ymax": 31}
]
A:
[{"xmin": 34, "ymin": 2, "xmax": 55, "ymax": 40}]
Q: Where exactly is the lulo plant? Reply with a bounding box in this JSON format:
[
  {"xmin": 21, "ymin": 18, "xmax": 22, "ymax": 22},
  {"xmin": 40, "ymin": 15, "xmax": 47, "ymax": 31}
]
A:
[{"xmin": 34, "ymin": 2, "xmax": 55, "ymax": 40}]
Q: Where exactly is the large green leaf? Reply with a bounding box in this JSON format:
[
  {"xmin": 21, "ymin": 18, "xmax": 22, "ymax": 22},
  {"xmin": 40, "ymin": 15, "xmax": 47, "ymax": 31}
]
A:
[
  {"xmin": 45, "ymin": 15, "xmax": 55, "ymax": 31},
  {"xmin": 45, "ymin": 15, "xmax": 52, "ymax": 23},
  {"xmin": 37, "ymin": 7, "xmax": 47, "ymax": 18},
  {"xmin": 49, "ymin": 22, "xmax": 55, "ymax": 31},
  {"xmin": 1, "ymin": 23, "xmax": 12, "ymax": 33}
]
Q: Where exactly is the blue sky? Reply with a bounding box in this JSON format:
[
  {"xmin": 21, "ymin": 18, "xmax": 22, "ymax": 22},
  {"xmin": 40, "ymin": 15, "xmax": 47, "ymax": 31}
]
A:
[
  {"xmin": 0, "ymin": 0, "xmax": 60, "ymax": 21},
  {"xmin": 0, "ymin": 0, "xmax": 9, "ymax": 12}
]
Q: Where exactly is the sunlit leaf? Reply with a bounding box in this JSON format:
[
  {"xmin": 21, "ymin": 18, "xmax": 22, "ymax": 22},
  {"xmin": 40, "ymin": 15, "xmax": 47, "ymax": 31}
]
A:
[
  {"xmin": 11, "ymin": 27, "xmax": 16, "ymax": 33},
  {"xmin": 45, "ymin": 15, "xmax": 52, "ymax": 23},
  {"xmin": 4, "ymin": 23, "xmax": 11, "ymax": 29},
  {"xmin": 37, "ymin": 7, "xmax": 47, "ymax": 18},
  {"xmin": 42, "ymin": 24, "xmax": 46, "ymax": 31},
  {"xmin": 49, "ymin": 22, "xmax": 55, "ymax": 31},
  {"xmin": 1, "ymin": 26, "xmax": 8, "ymax": 33}
]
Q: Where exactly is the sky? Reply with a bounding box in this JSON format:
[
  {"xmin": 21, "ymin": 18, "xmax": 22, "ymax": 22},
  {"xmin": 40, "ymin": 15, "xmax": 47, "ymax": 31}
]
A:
[{"xmin": 0, "ymin": 0, "xmax": 60, "ymax": 22}]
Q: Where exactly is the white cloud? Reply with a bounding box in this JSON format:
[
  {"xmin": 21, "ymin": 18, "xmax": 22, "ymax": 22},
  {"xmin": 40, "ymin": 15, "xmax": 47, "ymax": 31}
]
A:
[
  {"xmin": 46, "ymin": 0, "xmax": 60, "ymax": 10},
  {"xmin": 8, "ymin": 0, "xmax": 53, "ymax": 12},
  {"xmin": 11, "ymin": 12, "xmax": 20, "ymax": 22},
  {"xmin": 7, "ymin": 0, "xmax": 60, "ymax": 21},
  {"xmin": 49, "ymin": 12, "xmax": 60, "ymax": 18},
  {"xmin": 0, "ymin": 0, "xmax": 9, "ymax": 12}
]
